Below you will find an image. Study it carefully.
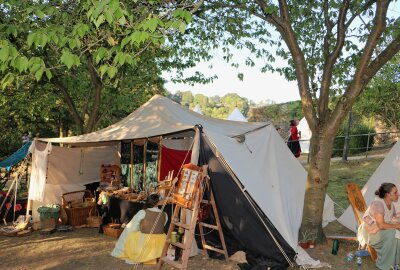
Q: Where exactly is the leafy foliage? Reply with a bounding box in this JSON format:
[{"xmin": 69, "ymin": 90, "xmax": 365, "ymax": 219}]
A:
[
  {"xmin": 0, "ymin": 0, "xmax": 210, "ymax": 136},
  {"xmin": 332, "ymin": 122, "xmax": 375, "ymax": 157},
  {"xmin": 168, "ymin": 91, "xmax": 250, "ymax": 119},
  {"xmin": 248, "ymin": 100, "xmax": 302, "ymax": 128},
  {"xmin": 353, "ymin": 54, "xmax": 400, "ymax": 131}
]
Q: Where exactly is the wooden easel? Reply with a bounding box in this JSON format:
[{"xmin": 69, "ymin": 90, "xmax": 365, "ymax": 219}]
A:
[{"xmin": 157, "ymin": 164, "xmax": 228, "ymax": 270}]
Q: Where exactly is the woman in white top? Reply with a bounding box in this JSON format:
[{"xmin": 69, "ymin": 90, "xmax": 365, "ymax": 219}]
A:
[
  {"xmin": 359, "ymin": 183, "xmax": 400, "ymax": 269},
  {"xmin": 111, "ymin": 194, "xmax": 167, "ymax": 265}
]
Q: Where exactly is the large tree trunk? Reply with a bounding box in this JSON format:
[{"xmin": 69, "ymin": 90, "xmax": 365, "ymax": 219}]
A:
[{"xmin": 299, "ymin": 127, "xmax": 336, "ymax": 243}]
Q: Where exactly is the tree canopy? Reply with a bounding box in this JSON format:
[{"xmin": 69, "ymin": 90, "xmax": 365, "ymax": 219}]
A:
[{"xmin": 0, "ymin": 0, "xmax": 208, "ymax": 135}]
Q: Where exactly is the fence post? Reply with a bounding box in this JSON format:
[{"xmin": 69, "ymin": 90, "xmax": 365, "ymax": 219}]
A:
[
  {"xmin": 366, "ymin": 132, "xmax": 371, "ymax": 158},
  {"xmin": 342, "ymin": 111, "xmax": 352, "ymax": 161}
]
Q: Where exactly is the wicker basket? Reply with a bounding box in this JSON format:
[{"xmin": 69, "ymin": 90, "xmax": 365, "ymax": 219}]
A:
[
  {"xmin": 103, "ymin": 224, "xmax": 123, "ymax": 238},
  {"xmin": 62, "ymin": 190, "xmax": 94, "ymax": 227},
  {"xmin": 87, "ymin": 208, "xmax": 102, "ymax": 228}
]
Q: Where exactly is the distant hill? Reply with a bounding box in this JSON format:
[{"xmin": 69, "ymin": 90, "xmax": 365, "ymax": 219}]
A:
[{"xmin": 167, "ymin": 90, "xmax": 302, "ymax": 127}]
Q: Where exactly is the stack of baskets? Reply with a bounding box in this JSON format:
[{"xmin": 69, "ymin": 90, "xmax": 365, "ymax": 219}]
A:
[{"xmin": 61, "ymin": 190, "xmax": 95, "ymax": 227}]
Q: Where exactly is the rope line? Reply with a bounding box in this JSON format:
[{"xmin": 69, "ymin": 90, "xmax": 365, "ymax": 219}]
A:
[
  {"xmin": 132, "ymin": 137, "xmax": 195, "ymax": 269},
  {"xmin": 203, "ymin": 133, "xmax": 296, "ymax": 268}
]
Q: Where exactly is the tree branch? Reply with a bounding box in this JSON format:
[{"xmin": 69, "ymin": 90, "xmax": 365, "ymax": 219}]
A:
[
  {"xmin": 365, "ymin": 34, "xmax": 400, "ymax": 82},
  {"xmin": 52, "ymin": 76, "xmax": 84, "ymax": 134},
  {"xmin": 86, "ymin": 54, "xmax": 103, "ymax": 133},
  {"xmin": 255, "ymin": 0, "xmax": 318, "ymax": 131},
  {"xmin": 344, "ymin": 0, "xmax": 376, "ymax": 29},
  {"xmin": 277, "ymin": 0, "xmax": 289, "ymax": 21},
  {"xmin": 328, "ymin": 0, "xmax": 391, "ymax": 133},
  {"xmin": 318, "ymin": 0, "xmax": 349, "ymax": 121}
]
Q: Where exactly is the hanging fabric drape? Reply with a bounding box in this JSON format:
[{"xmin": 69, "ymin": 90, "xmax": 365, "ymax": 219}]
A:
[{"xmin": 28, "ymin": 140, "xmax": 52, "ymax": 202}]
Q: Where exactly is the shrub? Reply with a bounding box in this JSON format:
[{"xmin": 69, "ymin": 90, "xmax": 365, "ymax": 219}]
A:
[{"xmin": 332, "ymin": 123, "xmax": 375, "ymax": 157}]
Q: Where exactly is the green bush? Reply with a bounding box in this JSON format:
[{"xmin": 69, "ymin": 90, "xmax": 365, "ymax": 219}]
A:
[{"xmin": 332, "ymin": 123, "xmax": 375, "ymax": 157}]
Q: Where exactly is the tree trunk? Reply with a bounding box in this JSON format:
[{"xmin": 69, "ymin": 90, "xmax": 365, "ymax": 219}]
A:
[{"xmin": 299, "ymin": 128, "xmax": 335, "ymax": 243}]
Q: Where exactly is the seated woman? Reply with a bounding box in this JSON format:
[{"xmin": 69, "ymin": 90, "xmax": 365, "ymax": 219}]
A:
[
  {"xmin": 111, "ymin": 194, "xmax": 167, "ymax": 265},
  {"xmin": 358, "ymin": 183, "xmax": 400, "ymax": 270}
]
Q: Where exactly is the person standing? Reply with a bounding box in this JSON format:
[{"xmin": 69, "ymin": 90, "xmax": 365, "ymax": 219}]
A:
[{"xmin": 287, "ymin": 119, "xmax": 301, "ymax": 158}]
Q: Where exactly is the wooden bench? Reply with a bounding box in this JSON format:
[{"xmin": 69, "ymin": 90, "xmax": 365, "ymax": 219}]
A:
[{"xmin": 346, "ymin": 183, "xmax": 377, "ymax": 262}]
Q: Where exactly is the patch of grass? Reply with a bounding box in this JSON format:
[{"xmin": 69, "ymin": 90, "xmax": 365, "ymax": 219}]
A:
[{"xmin": 327, "ymin": 157, "xmax": 383, "ymax": 215}]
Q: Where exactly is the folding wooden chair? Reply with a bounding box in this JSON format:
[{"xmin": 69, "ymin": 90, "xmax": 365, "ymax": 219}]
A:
[{"xmin": 346, "ymin": 183, "xmax": 377, "ymax": 262}]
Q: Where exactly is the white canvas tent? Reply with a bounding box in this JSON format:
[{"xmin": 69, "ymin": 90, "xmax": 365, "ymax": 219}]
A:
[
  {"xmin": 31, "ymin": 95, "xmax": 322, "ymax": 267},
  {"xmin": 338, "ymin": 140, "xmax": 400, "ymax": 232},
  {"xmin": 227, "ymin": 108, "xmax": 247, "ymax": 122},
  {"xmin": 297, "ymin": 117, "xmax": 312, "ymax": 154},
  {"xmin": 192, "ymin": 104, "xmax": 203, "ymax": 115}
]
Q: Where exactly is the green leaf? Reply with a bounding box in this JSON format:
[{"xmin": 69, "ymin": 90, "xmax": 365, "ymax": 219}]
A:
[
  {"xmin": 75, "ymin": 23, "xmax": 89, "ymax": 38},
  {"xmin": 179, "ymin": 22, "xmax": 186, "ymax": 34},
  {"xmin": 35, "ymin": 9, "xmax": 46, "ymax": 19},
  {"xmin": 114, "ymin": 8, "xmax": 124, "ymax": 20},
  {"xmin": 130, "ymin": 31, "xmax": 141, "ymax": 44},
  {"xmin": 0, "ymin": 46, "xmax": 10, "ymax": 62},
  {"xmin": 30, "ymin": 63, "xmax": 42, "ymax": 73},
  {"xmin": 61, "ymin": 50, "xmax": 75, "ymax": 69},
  {"xmin": 121, "ymin": 36, "xmax": 130, "ymax": 48},
  {"xmin": 14, "ymin": 56, "xmax": 29, "ymax": 72},
  {"xmin": 1, "ymin": 73, "xmax": 14, "ymax": 90},
  {"xmin": 107, "ymin": 66, "xmax": 117, "ymax": 78},
  {"xmin": 69, "ymin": 38, "xmax": 77, "ymax": 49},
  {"xmin": 118, "ymin": 16, "xmax": 126, "ymax": 25},
  {"xmin": 94, "ymin": 15, "xmax": 105, "ymax": 28},
  {"xmin": 237, "ymin": 73, "xmax": 244, "ymax": 81},
  {"xmin": 139, "ymin": 32, "xmax": 150, "ymax": 43},
  {"xmin": 95, "ymin": 47, "xmax": 108, "ymax": 64},
  {"xmin": 45, "ymin": 69, "xmax": 53, "ymax": 80},
  {"xmin": 109, "ymin": 0, "xmax": 119, "ymax": 13},
  {"xmin": 99, "ymin": 65, "xmax": 108, "ymax": 78},
  {"xmin": 105, "ymin": 10, "xmax": 114, "ymax": 24},
  {"xmin": 35, "ymin": 67, "xmax": 44, "ymax": 81},
  {"xmin": 144, "ymin": 17, "xmax": 159, "ymax": 33},
  {"xmin": 35, "ymin": 33, "xmax": 48, "ymax": 47}
]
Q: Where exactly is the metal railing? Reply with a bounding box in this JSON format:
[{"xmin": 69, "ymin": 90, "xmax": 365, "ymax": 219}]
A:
[
  {"xmin": 332, "ymin": 131, "xmax": 399, "ymax": 158},
  {"xmin": 287, "ymin": 131, "xmax": 399, "ymax": 161}
]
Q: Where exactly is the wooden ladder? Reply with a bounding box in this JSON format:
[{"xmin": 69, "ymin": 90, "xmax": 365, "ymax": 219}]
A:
[{"xmin": 157, "ymin": 178, "xmax": 228, "ymax": 270}]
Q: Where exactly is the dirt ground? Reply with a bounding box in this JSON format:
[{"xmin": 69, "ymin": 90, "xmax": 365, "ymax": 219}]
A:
[{"xmin": 0, "ymin": 226, "xmax": 378, "ymax": 270}]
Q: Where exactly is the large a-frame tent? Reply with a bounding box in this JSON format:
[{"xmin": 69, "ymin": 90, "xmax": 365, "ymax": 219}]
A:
[
  {"xmin": 338, "ymin": 140, "xmax": 400, "ymax": 232},
  {"xmin": 33, "ymin": 95, "xmax": 315, "ymax": 268}
]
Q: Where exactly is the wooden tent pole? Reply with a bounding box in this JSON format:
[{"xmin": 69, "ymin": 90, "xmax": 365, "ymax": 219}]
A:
[
  {"xmin": 130, "ymin": 140, "xmax": 133, "ymax": 190},
  {"xmin": 157, "ymin": 136, "xmax": 162, "ymax": 182},
  {"xmin": 143, "ymin": 139, "xmax": 147, "ymax": 192}
]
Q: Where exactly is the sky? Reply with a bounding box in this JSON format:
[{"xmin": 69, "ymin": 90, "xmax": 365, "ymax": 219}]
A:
[
  {"xmin": 162, "ymin": 52, "xmax": 300, "ymax": 104},
  {"xmin": 162, "ymin": 3, "xmax": 400, "ymax": 105}
]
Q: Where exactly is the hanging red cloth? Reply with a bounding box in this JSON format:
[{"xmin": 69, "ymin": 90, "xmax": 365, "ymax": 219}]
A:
[{"xmin": 159, "ymin": 146, "xmax": 192, "ymax": 181}]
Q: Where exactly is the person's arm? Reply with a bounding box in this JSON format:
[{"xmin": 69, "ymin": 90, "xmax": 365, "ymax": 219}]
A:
[{"xmin": 375, "ymin": 212, "xmax": 400, "ymax": 230}]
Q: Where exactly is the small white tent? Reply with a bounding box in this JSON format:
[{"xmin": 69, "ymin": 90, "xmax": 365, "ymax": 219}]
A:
[
  {"xmin": 30, "ymin": 95, "xmax": 321, "ymax": 268},
  {"xmin": 192, "ymin": 104, "xmax": 203, "ymax": 115},
  {"xmin": 297, "ymin": 117, "xmax": 312, "ymax": 154},
  {"xmin": 338, "ymin": 141, "xmax": 400, "ymax": 232},
  {"xmin": 227, "ymin": 108, "xmax": 247, "ymax": 122}
]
